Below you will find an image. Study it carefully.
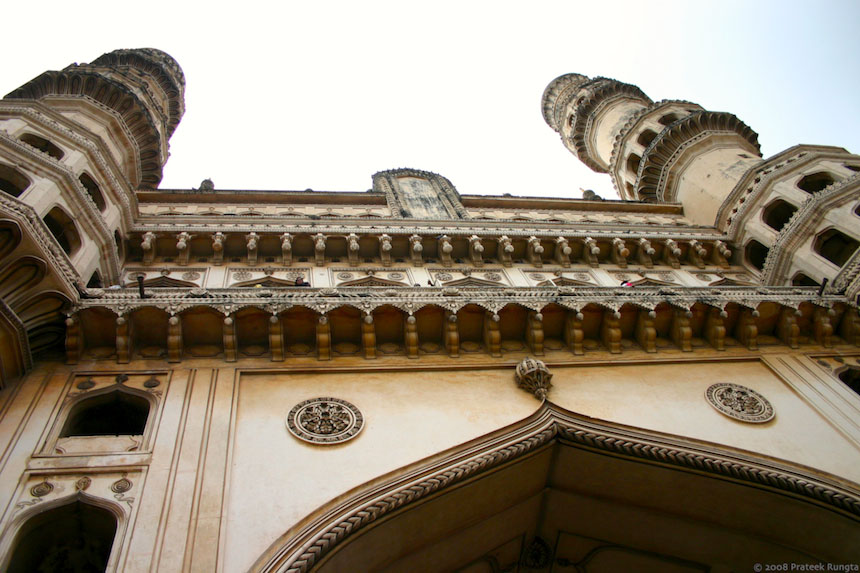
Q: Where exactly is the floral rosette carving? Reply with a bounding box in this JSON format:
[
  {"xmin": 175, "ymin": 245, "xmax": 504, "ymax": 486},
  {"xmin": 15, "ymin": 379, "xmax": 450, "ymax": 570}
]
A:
[{"xmin": 287, "ymin": 397, "xmax": 364, "ymax": 444}]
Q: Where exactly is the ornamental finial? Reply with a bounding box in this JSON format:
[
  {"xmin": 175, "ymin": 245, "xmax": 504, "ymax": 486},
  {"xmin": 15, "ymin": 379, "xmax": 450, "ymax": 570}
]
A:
[{"xmin": 515, "ymin": 357, "xmax": 552, "ymax": 400}]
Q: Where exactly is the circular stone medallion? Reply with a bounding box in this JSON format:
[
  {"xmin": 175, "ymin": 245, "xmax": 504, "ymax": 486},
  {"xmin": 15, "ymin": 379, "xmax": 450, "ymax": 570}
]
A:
[
  {"xmin": 705, "ymin": 383, "xmax": 774, "ymax": 423},
  {"xmin": 287, "ymin": 397, "xmax": 364, "ymax": 444}
]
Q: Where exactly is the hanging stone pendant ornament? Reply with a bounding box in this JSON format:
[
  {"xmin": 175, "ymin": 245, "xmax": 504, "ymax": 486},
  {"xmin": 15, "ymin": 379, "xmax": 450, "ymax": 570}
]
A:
[
  {"xmin": 287, "ymin": 397, "xmax": 364, "ymax": 444},
  {"xmin": 515, "ymin": 357, "xmax": 553, "ymax": 400},
  {"xmin": 705, "ymin": 383, "xmax": 775, "ymax": 423}
]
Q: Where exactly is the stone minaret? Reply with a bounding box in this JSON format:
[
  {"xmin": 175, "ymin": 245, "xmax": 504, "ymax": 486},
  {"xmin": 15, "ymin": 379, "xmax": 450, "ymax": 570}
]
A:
[{"xmin": 543, "ymin": 74, "xmax": 860, "ymax": 293}]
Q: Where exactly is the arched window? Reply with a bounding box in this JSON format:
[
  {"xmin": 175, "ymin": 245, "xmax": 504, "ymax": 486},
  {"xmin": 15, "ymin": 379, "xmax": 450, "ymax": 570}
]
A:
[
  {"xmin": 658, "ymin": 113, "xmax": 680, "ymax": 126},
  {"xmin": 19, "ymin": 133, "xmax": 65, "ymax": 160},
  {"xmin": 7, "ymin": 500, "xmax": 116, "ymax": 573},
  {"xmin": 791, "ymin": 273, "xmax": 819, "ymax": 286},
  {"xmin": 60, "ymin": 389, "xmax": 150, "ymax": 437},
  {"xmin": 637, "ymin": 129, "xmax": 658, "ymax": 147},
  {"xmin": 79, "ymin": 172, "xmax": 107, "ymax": 211},
  {"xmin": 0, "ymin": 164, "xmax": 30, "ymax": 197},
  {"xmin": 797, "ymin": 172, "xmax": 837, "ymax": 194},
  {"xmin": 745, "ymin": 240, "xmax": 769, "ymax": 271},
  {"xmin": 626, "ymin": 153, "xmax": 641, "ymax": 175},
  {"xmin": 813, "ymin": 229, "xmax": 860, "ymax": 267},
  {"xmin": 43, "ymin": 207, "xmax": 81, "ymax": 256},
  {"xmin": 761, "ymin": 199, "xmax": 798, "ymax": 231}
]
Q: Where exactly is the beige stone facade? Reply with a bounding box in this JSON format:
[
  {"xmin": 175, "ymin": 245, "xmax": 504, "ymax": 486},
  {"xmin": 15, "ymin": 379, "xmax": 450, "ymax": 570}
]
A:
[{"xmin": 0, "ymin": 50, "xmax": 859, "ymax": 571}]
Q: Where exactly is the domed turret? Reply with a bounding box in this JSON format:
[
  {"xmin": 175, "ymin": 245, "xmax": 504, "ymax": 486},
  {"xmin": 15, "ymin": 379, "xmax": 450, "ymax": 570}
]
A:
[{"xmin": 4, "ymin": 48, "xmax": 186, "ymax": 188}]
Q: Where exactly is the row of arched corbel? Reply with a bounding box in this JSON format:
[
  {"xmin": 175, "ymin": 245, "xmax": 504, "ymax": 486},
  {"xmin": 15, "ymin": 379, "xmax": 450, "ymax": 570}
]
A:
[{"xmin": 65, "ymin": 298, "xmax": 859, "ymax": 364}]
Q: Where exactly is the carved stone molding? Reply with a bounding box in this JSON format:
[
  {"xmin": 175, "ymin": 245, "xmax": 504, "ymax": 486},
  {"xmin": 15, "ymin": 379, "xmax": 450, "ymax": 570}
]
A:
[
  {"xmin": 286, "ymin": 397, "xmax": 364, "ymax": 444},
  {"xmin": 705, "ymin": 383, "xmax": 775, "ymax": 423}
]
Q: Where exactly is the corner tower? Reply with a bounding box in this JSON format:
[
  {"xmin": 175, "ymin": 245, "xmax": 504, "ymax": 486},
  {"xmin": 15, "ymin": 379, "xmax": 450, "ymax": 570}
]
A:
[
  {"xmin": 5, "ymin": 48, "xmax": 185, "ymax": 189},
  {"xmin": 543, "ymin": 74, "xmax": 762, "ymax": 226}
]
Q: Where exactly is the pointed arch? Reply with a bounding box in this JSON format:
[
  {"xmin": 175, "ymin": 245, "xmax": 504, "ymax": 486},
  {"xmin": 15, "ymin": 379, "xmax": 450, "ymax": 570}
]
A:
[{"xmin": 253, "ymin": 402, "xmax": 860, "ymax": 572}]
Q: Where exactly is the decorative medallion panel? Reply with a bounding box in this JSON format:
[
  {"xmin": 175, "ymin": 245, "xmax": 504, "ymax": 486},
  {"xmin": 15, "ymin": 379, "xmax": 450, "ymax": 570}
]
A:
[
  {"xmin": 705, "ymin": 383, "xmax": 774, "ymax": 423},
  {"xmin": 286, "ymin": 397, "xmax": 364, "ymax": 444}
]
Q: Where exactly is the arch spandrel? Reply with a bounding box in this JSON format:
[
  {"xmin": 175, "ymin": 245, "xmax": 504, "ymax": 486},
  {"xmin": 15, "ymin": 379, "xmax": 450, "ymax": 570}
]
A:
[{"xmin": 252, "ymin": 401, "xmax": 860, "ymax": 573}]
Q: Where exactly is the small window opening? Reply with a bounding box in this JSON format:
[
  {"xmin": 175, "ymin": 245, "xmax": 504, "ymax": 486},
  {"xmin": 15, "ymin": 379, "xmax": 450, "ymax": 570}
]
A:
[
  {"xmin": 745, "ymin": 240, "xmax": 769, "ymax": 271},
  {"xmin": 0, "ymin": 164, "xmax": 30, "ymax": 197},
  {"xmin": 791, "ymin": 273, "xmax": 819, "ymax": 286},
  {"xmin": 7, "ymin": 500, "xmax": 116, "ymax": 573},
  {"xmin": 839, "ymin": 367, "xmax": 860, "ymax": 397},
  {"xmin": 797, "ymin": 172, "xmax": 837, "ymax": 193},
  {"xmin": 79, "ymin": 172, "xmax": 106, "ymax": 211},
  {"xmin": 658, "ymin": 113, "xmax": 680, "ymax": 126},
  {"xmin": 19, "ymin": 133, "xmax": 64, "ymax": 160},
  {"xmin": 60, "ymin": 390, "xmax": 150, "ymax": 437},
  {"xmin": 762, "ymin": 199, "xmax": 798, "ymax": 231},
  {"xmin": 637, "ymin": 129, "xmax": 657, "ymax": 147},
  {"xmin": 813, "ymin": 229, "xmax": 860, "ymax": 267},
  {"xmin": 43, "ymin": 207, "xmax": 81, "ymax": 256},
  {"xmin": 626, "ymin": 153, "xmax": 641, "ymax": 175}
]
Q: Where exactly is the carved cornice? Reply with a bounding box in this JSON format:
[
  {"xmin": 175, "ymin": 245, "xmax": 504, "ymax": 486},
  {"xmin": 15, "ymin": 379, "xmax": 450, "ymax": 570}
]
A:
[
  {"xmin": 255, "ymin": 402, "xmax": 860, "ymax": 573},
  {"xmin": 636, "ymin": 111, "xmax": 761, "ymax": 203},
  {"xmin": 5, "ymin": 70, "xmax": 164, "ymax": 188},
  {"xmin": 129, "ymin": 224, "xmax": 726, "ymax": 242},
  {"xmin": 760, "ymin": 172, "xmax": 860, "ymax": 286},
  {"xmin": 568, "ymin": 77, "xmax": 652, "ymax": 173},
  {"xmin": 72, "ymin": 285, "xmax": 849, "ymax": 318}
]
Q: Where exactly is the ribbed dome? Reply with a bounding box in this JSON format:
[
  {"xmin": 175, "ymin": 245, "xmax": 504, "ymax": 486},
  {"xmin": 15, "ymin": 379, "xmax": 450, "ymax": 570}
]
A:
[{"xmin": 541, "ymin": 73, "xmax": 589, "ymax": 132}]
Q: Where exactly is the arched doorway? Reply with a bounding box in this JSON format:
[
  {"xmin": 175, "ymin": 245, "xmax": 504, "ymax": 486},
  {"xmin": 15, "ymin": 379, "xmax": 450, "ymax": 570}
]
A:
[
  {"xmin": 253, "ymin": 403, "xmax": 860, "ymax": 572},
  {"xmin": 7, "ymin": 498, "xmax": 117, "ymax": 572}
]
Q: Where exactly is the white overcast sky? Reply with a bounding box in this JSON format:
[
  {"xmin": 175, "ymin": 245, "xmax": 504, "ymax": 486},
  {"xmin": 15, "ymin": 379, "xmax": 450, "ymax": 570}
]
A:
[{"xmin": 3, "ymin": 1, "xmax": 859, "ymax": 199}]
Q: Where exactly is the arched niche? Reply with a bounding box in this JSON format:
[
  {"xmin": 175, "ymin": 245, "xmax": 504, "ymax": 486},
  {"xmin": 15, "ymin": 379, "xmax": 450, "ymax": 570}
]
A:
[
  {"xmin": 0, "ymin": 164, "xmax": 31, "ymax": 198},
  {"xmin": 280, "ymin": 306, "xmax": 317, "ymax": 356},
  {"xmin": 837, "ymin": 366, "xmax": 860, "ymax": 397},
  {"xmin": 0, "ymin": 220, "xmax": 23, "ymax": 263},
  {"xmin": 13, "ymin": 290, "xmax": 70, "ymax": 330},
  {"xmin": 498, "ymin": 303, "xmax": 528, "ymax": 353},
  {"xmin": 43, "ymin": 206, "xmax": 82, "ymax": 256},
  {"xmin": 414, "ymin": 305, "xmax": 445, "ymax": 354},
  {"xmin": 744, "ymin": 239, "xmax": 769, "ymax": 272},
  {"xmin": 5, "ymin": 498, "xmax": 117, "ymax": 573},
  {"xmin": 79, "ymin": 172, "xmax": 107, "ymax": 211},
  {"xmin": 762, "ymin": 198, "xmax": 798, "ymax": 232},
  {"xmin": 456, "ymin": 304, "xmax": 486, "ymax": 351},
  {"xmin": 181, "ymin": 306, "xmax": 224, "ymax": 358},
  {"xmin": 253, "ymin": 403, "xmax": 860, "ymax": 572},
  {"xmin": 19, "ymin": 132, "xmax": 65, "ymax": 160},
  {"xmin": 60, "ymin": 386, "xmax": 151, "ymax": 438},
  {"xmin": 0, "ymin": 255, "xmax": 47, "ymax": 304},
  {"xmin": 235, "ymin": 306, "xmax": 270, "ymax": 357},
  {"xmin": 538, "ymin": 303, "xmax": 566, "ymax": 350},
  {"xmin": 372, "ymin": 305, "xmax": 405, "ymax": 355},
  {"xmin": 78, "ymin": 307, "xmax": 117, "ymax": 359},
  {"xmin": 328, "ymin": 306, "xmax": 362, "ymax": 356},
  {"xmin": 813, "ymin": 228, "xmax": 859, "ymax": 268},
  {"xmin": 797, "ymin": 171, "xmax": 838, "ymax": 194},
  {"xmin": 129, "ymin": 307, "xmax": 168, "ymax": 359}
]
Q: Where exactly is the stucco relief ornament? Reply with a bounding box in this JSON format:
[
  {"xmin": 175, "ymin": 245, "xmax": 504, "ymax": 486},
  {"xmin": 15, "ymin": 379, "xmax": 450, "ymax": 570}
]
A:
[
  {"xmin": 286, "ymin": 397, "xmax": 364, "ymax": 444},
  {"xmin": 515, "ymin": 357, "xmax": 553, "ymax": 401},
  {"xmin": 705, "ymin": 383, "xmax": 774, "ymax": 423}
]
